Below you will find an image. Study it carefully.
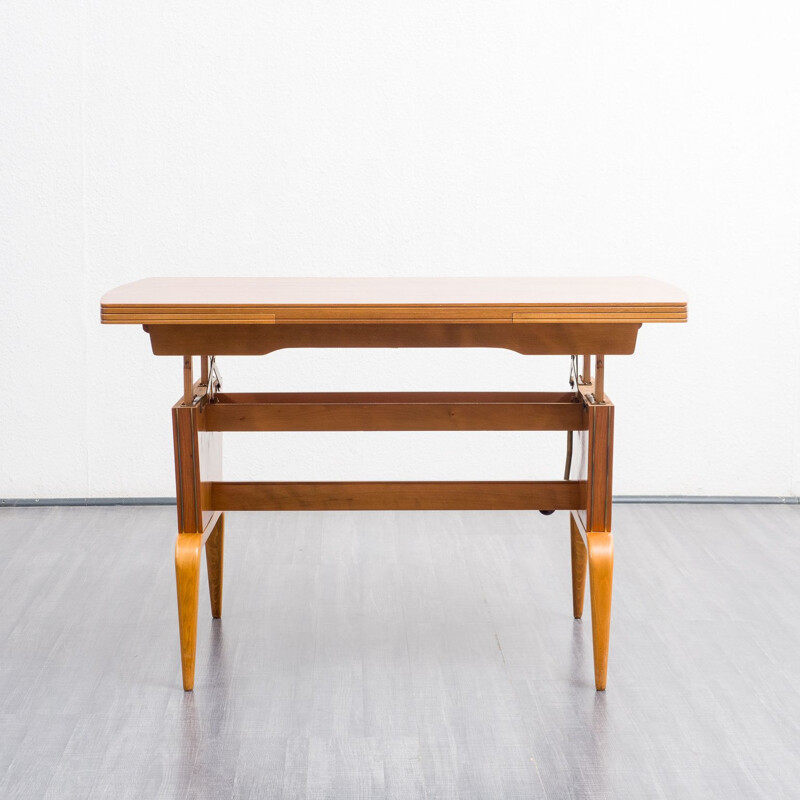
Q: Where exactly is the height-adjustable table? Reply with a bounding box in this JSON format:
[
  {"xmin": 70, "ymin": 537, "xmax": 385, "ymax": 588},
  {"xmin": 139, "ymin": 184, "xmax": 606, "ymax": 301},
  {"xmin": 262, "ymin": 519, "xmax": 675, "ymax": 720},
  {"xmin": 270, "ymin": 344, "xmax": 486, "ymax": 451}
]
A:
[{"xmin": 101, "ymin": 277, "xmax": 687, "ymax": 691}]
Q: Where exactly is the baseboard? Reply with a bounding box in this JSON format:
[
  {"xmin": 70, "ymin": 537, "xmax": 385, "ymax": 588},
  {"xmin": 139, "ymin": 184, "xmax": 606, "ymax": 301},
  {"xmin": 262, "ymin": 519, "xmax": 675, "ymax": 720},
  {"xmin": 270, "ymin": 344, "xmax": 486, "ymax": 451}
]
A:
[
  {"xmin": 614, "ymin": 495, "xmax": 799, "ymax": 505},
  {"xmin": 0, "ymin": 497, "xmax": 176, "ymax": 507},
  {"xmin": 1, "ymin": 494, "xmax": 798, "ymax": 507}
]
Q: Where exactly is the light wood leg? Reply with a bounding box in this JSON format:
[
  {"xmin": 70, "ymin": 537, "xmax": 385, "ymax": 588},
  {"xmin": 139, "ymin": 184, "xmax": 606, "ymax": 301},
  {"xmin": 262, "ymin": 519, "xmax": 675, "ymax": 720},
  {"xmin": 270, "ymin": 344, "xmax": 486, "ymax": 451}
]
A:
[
  {"xmin": 205, "ymin": 513, "xmax": 224, "ymax": 619},
  {"xmin": 578, "ymin": 397, "xmax": 615, "ymax": 690},
  {"xmin": 175, "ymin": 533, "xmax": 203, "ymax": 691},
  {"xmin": 570, "ymin": 515, "xmax": 587, "ymax": 619},
  {"xmin": 172, "ymin": 393, "xmax": 223, "ymax": 690},
  {"xmin": 587, "ymin": 530, "xmax": 614, "ymax": 691}
]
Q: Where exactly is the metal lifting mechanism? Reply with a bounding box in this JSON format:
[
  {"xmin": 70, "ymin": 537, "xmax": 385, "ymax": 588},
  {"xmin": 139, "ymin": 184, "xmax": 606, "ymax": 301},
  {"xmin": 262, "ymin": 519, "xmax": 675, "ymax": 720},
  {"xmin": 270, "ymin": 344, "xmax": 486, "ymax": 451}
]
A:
[
  {"xmin": 569, "ymin": 354, "xmax": 581, "ymax": 400},
  {"xmin": 541, "ymin": 352, "xmax": 607, "ymax": 515},
  {"xmin": 561, "ymin": 356, "xmax": 579, "ymax": 502},
  {"xmin": 540, "ymin": 355, "xmax": 583, "ymax": 515},
  {"xmin": 571, "ymin": 353, "xmax": 607, "ymax": 473},
  {"xmin": 581, "ymin": 353, "xmax": 605, "ymax": 406},
  {"xmin": 207, "ymin": 356, "xmax": 222, "ymax": 403},
  {"xmin": 188, "ymin": 353, "xmax": 604, "ymax": 522},
  {"xmin": 183, "ymin": 355, "xmax": 222, "ymax": 406}
]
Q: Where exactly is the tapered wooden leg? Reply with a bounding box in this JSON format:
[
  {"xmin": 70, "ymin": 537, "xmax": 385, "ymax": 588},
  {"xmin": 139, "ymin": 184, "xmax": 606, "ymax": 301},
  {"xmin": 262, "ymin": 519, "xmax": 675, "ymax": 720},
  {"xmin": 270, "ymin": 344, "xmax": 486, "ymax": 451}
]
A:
[
  {"xmin": 578, "ymin": 397, "xmax": 615, "ymax": 690},
  {"xmin": 205, "ymin": 513, "xmax": 224, "ymax": 619},
  {"xmin": 172, "ymin": 394, "xmax": 223, "ymax": 690},
  {"xmin": 570, "ymin": 515, "xmax": 587, "ymax": 619},
  {"xmin": 175, "ymin": 533, "xmax": 203, "ymax": 691},
  {"xmin": 586, "ymin": 530, "xmax": 614, "ymax": 691}
]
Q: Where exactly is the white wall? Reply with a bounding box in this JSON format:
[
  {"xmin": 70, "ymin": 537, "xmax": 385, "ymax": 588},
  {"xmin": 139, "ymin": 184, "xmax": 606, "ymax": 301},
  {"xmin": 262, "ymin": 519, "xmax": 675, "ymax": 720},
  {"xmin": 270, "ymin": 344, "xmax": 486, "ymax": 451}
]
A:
[{"xmin": 1, "ymin": 1, "xmax": 799, "ymax": 499}]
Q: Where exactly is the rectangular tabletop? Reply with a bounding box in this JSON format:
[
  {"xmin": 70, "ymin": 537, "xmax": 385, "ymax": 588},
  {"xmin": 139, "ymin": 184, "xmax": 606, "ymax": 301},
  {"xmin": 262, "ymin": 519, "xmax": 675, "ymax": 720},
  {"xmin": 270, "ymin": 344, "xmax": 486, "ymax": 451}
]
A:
[{"xmin": 101, "ymin": 277, "xmax": 688, "ymax": 325}]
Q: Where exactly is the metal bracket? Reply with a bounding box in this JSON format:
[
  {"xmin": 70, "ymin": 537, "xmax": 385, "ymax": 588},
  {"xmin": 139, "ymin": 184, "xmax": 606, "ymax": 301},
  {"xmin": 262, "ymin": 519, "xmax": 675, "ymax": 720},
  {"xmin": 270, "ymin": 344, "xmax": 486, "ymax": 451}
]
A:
[
  {"xmin": 564, "ymin": 358, "xmax": 576, "ymax": 482},
  {"xmin": 573, "ymin": 354, "xmax": 606, "ymax": 407},
  {"xmin": 207, "ymin": 356, "xmax": 222, "ymax": 402},
  {"xmin": 569, "ymin": 355, "xmax": 581, "ymax": 400},
  {"xmin": 539, "ymin": 359, "xmax": 580, "ymax": 515},
  {"xmin": 564, "ymin": 430, "xmax": 574, "ymax": 480}
]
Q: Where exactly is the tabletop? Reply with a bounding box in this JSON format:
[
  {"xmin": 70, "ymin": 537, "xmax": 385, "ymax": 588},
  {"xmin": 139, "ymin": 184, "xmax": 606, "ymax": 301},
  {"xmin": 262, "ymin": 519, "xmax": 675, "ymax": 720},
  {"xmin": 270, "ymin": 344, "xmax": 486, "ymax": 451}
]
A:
[{"xmin": 101, "ymin": 277, "xmax": 688, "ymax": 325}]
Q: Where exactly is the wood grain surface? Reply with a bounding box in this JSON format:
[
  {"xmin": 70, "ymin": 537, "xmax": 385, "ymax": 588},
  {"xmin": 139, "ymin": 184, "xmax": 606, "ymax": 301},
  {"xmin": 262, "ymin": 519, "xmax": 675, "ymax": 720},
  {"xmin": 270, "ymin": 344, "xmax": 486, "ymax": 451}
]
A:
[
  {"xmin": 101, "ymin": 276, "xmax": 688, "ymax": 325},
  {"xmin": 208, "ymin": 480, "xmax": 584, "ymax": 512},
  {"xmin": 146, "ymin": 321, "xmax": 644, "ymax": 355},
  {"xmin": 202, "ymin": 391, "xmax": 588, "ymax": 432}
]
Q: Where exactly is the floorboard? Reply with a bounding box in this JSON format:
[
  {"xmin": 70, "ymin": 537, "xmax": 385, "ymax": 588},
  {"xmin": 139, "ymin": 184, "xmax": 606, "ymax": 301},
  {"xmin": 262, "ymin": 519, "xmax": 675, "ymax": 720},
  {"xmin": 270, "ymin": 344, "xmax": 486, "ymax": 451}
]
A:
[{"xmin": 0, "ymin": 503, "xmax": 798, "ymax": 798}]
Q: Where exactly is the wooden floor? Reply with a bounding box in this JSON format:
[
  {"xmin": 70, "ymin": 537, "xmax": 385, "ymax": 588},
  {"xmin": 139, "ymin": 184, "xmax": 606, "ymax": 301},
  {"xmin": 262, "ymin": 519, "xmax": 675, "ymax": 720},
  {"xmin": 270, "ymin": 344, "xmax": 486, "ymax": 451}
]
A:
[{"xmin": 1, "ymin": 503, "xmax": 798, "ymax": 799}]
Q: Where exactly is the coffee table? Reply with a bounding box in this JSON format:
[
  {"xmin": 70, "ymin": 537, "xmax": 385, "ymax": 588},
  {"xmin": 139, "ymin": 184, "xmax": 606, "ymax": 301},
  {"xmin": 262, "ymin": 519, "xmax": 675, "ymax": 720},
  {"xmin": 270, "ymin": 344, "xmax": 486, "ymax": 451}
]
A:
[{"xmin": 101, "ymin": 276, "xmax": 687, "ymax": 690}]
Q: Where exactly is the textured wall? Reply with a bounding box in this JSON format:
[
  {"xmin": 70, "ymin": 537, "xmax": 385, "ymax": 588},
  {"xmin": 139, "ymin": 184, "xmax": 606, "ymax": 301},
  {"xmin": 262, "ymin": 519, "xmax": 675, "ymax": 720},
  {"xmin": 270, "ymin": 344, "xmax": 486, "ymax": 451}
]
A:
[{"xmin": 1, "ymin": 1, "xmax": 799, "ymax": 499}]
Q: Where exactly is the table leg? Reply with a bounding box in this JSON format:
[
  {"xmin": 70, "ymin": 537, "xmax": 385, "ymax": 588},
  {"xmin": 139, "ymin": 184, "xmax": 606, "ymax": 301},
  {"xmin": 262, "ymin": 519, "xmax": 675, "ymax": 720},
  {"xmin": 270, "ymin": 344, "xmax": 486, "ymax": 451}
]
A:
[
  {"xmin": 172, "ymin": 398, "xmax": 223, "ymax": 690},
  {"xmin": 175, "ymin": 533, "xmax": 202, "ymax": 691},
  {"xmin": 205, "ymin": 513, "xmax": 224, "ymax": 619},
  {"xmin": 586, "ymin": 528, "xmax": 613, "ymax": 691},
  {"xmin": 572, "ymin": 396, "xmax": 615, "ymax": 690},
  {"xmin": 570, "ymin": 515, "xmax": 587, "ymax": 619}
]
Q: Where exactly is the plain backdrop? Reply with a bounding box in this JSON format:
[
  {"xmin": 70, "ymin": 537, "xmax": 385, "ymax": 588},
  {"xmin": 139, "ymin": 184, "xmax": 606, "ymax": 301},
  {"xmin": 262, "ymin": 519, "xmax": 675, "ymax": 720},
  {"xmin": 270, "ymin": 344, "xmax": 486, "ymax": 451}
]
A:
[{"xmin": 1, "ymin": 1, "xmax": 799, "ymax": 500}]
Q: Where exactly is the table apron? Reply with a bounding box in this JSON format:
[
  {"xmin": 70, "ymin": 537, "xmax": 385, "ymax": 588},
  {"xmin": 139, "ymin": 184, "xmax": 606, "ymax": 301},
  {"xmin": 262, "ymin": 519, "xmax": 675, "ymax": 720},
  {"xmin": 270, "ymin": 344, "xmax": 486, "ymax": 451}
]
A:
[{"xmin": 146, "ymin": 322, "xmax": 641, "ymax": 356}]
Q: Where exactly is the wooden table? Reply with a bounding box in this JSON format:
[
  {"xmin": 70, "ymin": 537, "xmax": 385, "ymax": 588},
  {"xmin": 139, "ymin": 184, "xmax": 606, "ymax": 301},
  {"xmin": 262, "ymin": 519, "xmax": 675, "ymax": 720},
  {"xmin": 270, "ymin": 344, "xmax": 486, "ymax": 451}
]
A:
[{"xmin": 101, "ymin": 277, "xmax": 687, "ymax": 691}]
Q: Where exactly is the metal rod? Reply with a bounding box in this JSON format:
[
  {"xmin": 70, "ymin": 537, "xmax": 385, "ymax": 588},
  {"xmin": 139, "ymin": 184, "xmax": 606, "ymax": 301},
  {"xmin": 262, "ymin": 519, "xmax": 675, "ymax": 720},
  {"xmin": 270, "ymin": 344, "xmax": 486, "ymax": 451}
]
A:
[
  {"xmin": 183, "ymin": 356, "xmax": 193, "ymax": 405},
  {"xmin": 564, "ymin": 430, "xmax": 574, "ymax": 480}
]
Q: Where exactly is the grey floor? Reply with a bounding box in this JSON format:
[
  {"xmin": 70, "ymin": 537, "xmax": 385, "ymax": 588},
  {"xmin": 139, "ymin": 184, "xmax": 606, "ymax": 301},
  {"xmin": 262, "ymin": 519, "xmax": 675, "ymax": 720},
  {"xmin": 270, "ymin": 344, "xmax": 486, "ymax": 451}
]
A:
[{"xmin": 1, "ymin": 504, "xmax": 799, "ymax": 799}]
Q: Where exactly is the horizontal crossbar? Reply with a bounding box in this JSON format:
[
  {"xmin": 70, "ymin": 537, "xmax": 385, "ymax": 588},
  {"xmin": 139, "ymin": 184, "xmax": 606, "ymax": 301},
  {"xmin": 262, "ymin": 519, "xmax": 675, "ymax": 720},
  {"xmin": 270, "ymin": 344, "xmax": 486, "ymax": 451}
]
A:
[
  {"xmin": 202, "ymin": 392, "xmax": 587, "ymax": 432},
  {"xmin": 207, "ymin": 480, "xmax": 585, "ymax": 511}
]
